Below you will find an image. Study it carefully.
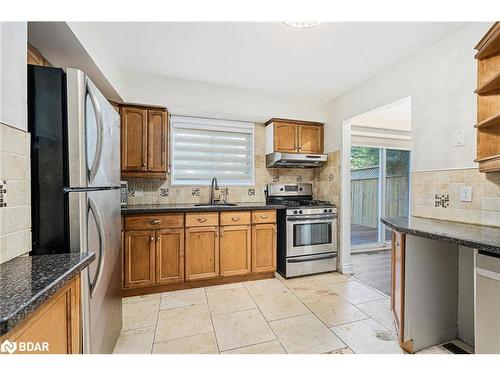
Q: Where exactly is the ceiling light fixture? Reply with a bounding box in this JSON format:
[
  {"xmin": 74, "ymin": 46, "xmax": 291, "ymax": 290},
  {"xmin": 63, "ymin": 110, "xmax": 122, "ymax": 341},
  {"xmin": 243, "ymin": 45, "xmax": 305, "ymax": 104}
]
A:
[{"xmin": 282, "ymin": 21, "xmax": 322, "ymax": 28}]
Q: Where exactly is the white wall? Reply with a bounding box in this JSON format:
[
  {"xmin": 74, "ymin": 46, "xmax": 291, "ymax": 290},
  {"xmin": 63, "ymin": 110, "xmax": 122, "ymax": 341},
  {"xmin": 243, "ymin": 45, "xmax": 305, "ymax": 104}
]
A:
[
  {"xmin": 0, "ymin": 22, "xmax": 27, "ymax": 131},
  {"xmin": 125, "ymin": 73, "xmax": 327, "ymax": 123},
  {"xmin": 324, "ymin": 22, "xmax": 492, "ymax": 171}
]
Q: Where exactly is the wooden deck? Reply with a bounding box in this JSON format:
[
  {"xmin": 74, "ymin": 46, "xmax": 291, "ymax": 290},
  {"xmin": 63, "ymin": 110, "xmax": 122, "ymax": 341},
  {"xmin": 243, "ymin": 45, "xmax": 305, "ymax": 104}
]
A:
[
  {"xmin": 351, "ymin": 250, "xmax": 391, "ymax": 296},
  {"xmin": 351, "ymin": 224, "xmax": 378, "ymax": 246}
]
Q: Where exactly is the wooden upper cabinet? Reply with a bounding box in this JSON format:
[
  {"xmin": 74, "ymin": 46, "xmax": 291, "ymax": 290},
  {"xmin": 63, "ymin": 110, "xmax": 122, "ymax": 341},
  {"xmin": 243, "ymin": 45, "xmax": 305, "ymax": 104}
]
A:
[
  {"xmin": 220, "ymin": 225, "xmax": 251, "ymax": 277},
  {"xmin": 274, "ymin": 122, "xmax": 298, "ymax": 153},
  {"xmin": 121, "ymin": 107, "xmax": 148, "ymax": 172},
  {"xmin": 124, "ymin": 230, "xmax": 156, "ymax": 288},
  {"xmin": 298, "ymin": 124, "xmax": 323, "ymax": 154},
  {"xmin": 266, "ymin": 118, "xmax": 324, "ymax": 154},
  {"xmin": 156, "ymin": 228, "xmax": 184, "ymax": 285},
  {"xmin": 27, "ymin": 44, "xmax": 50, "ymax": 66},
  {"xmin": 185, "ymin": 226, "xmax": 220, "ymax": 281},
  {"xmin": 252, "ymin": 223, "xmax": 276, "ymax": 273},
  {"xmin": 121, "ymin": 105, "xmax": 168, "ymax": 178},
  {"xmin": 147, "ymin": 110, "xmax": 168, "ymax": 172}
]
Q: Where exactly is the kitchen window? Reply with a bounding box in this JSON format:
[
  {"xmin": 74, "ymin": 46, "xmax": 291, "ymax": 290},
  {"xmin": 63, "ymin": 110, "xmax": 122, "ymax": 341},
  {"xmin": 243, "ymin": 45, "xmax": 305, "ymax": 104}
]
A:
[{"xmin": 170, "ymin": 116, "xmax": 255, "ymax": 186}]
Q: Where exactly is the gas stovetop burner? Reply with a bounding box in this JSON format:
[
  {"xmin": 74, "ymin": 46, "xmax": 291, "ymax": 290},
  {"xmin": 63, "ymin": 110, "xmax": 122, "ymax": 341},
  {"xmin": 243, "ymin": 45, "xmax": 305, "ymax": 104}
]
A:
[{"xmin": 267, "ymin": 199, "xmax": 335, "ymax": 207}]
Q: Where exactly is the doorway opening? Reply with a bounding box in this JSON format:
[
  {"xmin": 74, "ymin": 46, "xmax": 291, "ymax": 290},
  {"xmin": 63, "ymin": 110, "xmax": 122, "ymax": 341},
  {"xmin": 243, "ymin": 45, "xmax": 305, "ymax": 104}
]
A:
[{"xmin": 340, "ymin": 97, "xmax": 412, "ymax": 296}]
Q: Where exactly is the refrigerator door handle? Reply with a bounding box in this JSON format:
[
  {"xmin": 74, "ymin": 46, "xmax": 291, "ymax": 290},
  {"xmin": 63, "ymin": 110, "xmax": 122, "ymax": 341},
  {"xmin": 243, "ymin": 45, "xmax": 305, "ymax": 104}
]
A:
[
  {"xmin": 88, "ymin": 196, "xmax": 106, "ymax": 298},
  {"xmin": 86, "ymin": 78, "xmax": 104, "ymax": 185}
]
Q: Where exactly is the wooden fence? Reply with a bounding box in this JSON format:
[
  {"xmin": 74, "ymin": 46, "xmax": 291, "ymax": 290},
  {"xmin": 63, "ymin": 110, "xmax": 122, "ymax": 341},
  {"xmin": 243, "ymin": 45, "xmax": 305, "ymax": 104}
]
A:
[{"xmin": 350, "ymin": 176, "xmax": 409, "ymax": 228}]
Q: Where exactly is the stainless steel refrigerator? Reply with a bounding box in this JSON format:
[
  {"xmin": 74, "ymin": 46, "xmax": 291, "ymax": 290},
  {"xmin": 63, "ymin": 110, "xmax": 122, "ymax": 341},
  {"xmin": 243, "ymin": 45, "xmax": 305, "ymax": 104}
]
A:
[{"xmin": 28, "ymin": 66, "xmax": 122, "ymax": 353}]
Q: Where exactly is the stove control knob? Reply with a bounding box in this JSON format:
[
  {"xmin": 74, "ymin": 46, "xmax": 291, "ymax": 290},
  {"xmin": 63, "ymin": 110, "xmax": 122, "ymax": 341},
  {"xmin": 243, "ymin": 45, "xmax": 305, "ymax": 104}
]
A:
[
  {"xmin": 280, "ymin": 188, "xmax": 284, "ymax": 191},
  {"xmin": 323, "ymin": 209, "xmax": 328, "ymax": 213},
  {"xmin": 299, "ymin": 210, "xmax": 303, "ymax": 214},
  {"xmin": 293, "ymin": 210, "xmax": 298, "ymax": 214},
  {"xmin": 328, "ymin": 209, "xmax": 333, "ymax": 213}
]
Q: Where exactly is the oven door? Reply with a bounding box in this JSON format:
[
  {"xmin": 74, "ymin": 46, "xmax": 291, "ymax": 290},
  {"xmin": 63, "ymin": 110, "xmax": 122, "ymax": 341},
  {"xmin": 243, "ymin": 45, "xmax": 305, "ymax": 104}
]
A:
[{"xmin": 286, "ymin": 214, "xmax": 337, "ymax": 257}]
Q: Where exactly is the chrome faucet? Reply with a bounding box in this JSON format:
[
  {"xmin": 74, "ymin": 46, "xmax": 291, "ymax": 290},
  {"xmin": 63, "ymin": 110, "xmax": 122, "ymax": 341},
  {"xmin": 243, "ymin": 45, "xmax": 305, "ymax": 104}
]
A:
[{"xmin": 209, "ymin": 177, "xmax": 220, "ymax": 204}]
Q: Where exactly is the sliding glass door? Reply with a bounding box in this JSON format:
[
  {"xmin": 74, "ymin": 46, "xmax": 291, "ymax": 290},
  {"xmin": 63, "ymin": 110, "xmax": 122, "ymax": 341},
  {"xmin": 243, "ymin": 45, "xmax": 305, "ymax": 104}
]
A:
[{"xmin": 350, "ymin": 146, "xmax": 410, "ymax": 248}]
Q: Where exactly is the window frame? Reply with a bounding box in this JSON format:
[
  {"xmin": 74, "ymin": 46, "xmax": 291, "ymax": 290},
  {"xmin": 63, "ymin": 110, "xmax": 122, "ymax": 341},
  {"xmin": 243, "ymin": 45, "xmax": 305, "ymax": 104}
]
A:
[{"xmin": 170, "ymin": 115, "xmax": 255, "ymax": 186}]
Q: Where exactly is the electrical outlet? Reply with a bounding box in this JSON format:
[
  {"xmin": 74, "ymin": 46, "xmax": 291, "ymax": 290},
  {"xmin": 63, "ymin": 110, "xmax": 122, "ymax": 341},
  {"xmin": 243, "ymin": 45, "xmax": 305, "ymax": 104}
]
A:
[
  {"xmin": 453, "ymin": 128, "xmax": 466, "ymax": 147},
  {"xmin": 460, "ymin": 186, "xmax": 472, "ymax": 202}
]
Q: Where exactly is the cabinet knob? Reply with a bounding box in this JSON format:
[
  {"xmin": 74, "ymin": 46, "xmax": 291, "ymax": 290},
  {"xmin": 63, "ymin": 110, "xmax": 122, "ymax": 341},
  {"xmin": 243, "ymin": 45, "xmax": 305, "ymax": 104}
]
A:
[
  {"xmin": 215, "ymin": 230, "xmax": 218, "ymax": 236},
  {"xmin": 150, "ymin": 236, "xmax": 154, "ymax": 241},
  {"xmin": 156, "ymin": 236, "xmax": 160, "ymax": 241},
  {"xmin": 394, "ymin": 241, "xmax": 400, "ymax": 247},
  {"xmin": 150, "ymin": 220, "xmax": 161, "ymax": 225},
  {"xmin": 197, "ymin": 218, "xmax": 207, "ymax": 223},
  {"xmin": 231, "ymin": 217, "xmax": 240, "ymax": 221},
  {"xmin": 142, "ymin": 162, "xmax": 146, "ymax": 167},
  {"xmin": 261, "ymin": 215, "xmax": 268, "ymax": 219}
]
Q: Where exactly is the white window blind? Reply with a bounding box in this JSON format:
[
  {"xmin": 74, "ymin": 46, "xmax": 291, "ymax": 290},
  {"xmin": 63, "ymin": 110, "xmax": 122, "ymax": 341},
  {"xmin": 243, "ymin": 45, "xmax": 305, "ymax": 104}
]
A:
[{"xmin": 170, "ymin": 116, "xmax": 255, "ymax": 186}]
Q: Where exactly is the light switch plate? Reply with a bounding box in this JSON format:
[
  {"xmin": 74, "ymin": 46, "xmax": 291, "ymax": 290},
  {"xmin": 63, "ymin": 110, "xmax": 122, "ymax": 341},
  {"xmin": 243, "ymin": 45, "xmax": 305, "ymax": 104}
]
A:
[
  {"xmin": 453, "ymin": 128, "xmax": 466, "ymax": 147},
  {"xmin": 460, "ymin": 186, "xmax": 472, "ymax": 202}
]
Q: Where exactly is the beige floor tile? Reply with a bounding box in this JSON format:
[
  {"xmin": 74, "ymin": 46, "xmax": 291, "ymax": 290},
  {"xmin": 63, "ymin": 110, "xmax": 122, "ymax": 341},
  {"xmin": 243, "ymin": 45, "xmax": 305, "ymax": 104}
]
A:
[
  {"xmin": 282, "ymin": 277, "xmax": 332, "ymax": 301},
  {"xmin": 302, "ymin": 294, "xmax": 368, "ymax": 327},
  {"xmin": 152, "ymin": 332, "xmax": 218, "ymax": 354},
  {"xmin": 160, "ymin": 288, "xmax": 207, "ymax": 310},
  {"xmin": 253, "ymin": 290, "xmax": 310, "ymax": 321},
  {"xmin": 244, "ymin": 278, "xmax": 288, "ymax": 297},
  {"xmin": 327, "ymin": 347, "xmax": 355, "ymax": 354},
  {"xmin": 122, "ymin": 297, "xmax": 160, "ymax": 330},
  {"xmin": 417, "ymin": 345, "xmax": 451, "ymax": 354},
  {"xmin": 205, "ymin": 282, "xmax": 246, "ymax": 291},
  {"xmin": 113, "ymin": 327, "xmax": 155, "ymax": 354},
  {"xmin": 356, "ymin": 298, "xmax": 396, "ymax": 332},
  {"xmin": 270, "ymin": 314, "xmax": 345, "ymax": 354},
  {"xmin": 326, "ymin": 280, "xmax": 386, "ymax": 305},
  {"xmin": 206, "ymin": 285, "xmax": 256, "ymax": 315},
  {"xmin": 314, "ymin": 272, "xmax": 352, "ymax": 287},
  {"xmin": 212, "ymin": 309, "xmax": 276, "ymax": 351},
  {"xmin": 122, "ymin": 293, "xmax": 162, "ymax": 305},
  {"xmin": 331, "ymin": 319, "xmax": 403, "ymax": 354},
  {"xmin": 222, "ymin": 340, "xmax": 286, "ymax": 354},
  {"xmin": 155, "ymin": 304, "xmax": 213, "ymax": 342}
]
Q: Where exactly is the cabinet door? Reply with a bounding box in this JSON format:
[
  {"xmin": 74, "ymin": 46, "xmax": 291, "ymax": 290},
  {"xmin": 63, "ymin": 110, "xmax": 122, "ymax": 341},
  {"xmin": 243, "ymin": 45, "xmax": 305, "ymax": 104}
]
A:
[
  {"xmin": 121, "ymin": 107, "xmax": 148, "ymax": 172},
  {"xmin": 147, "ymin": 110, "xmax": 167, "ymax": 172},
  {"xmin": 298, "ymin": 124, "xmax": 323, "ymax": 154},
  {"xmin": 391, "ymin": 230, "xmax": 405, "ymax": 343},
  {"xmin": 185, "ymin": 226, "xmax": 219, "ymax": 281},
  {"xmin": 220, "ymin": 225, "xmax": 251, "ymax": 276},
  {"xmin": 252, "ymin": 224, "xmax": 276, "ymax": 273},
  {"xmin": 274, "ymin": 122, "xmax": 298, "ymax": 153},
  {"xmin": 156, "ymin": 228, "xmax": 185, "ymax": 285},
  {"xmin": 124, "ymin": 230, "xmax": 155, "ymax": 288}
]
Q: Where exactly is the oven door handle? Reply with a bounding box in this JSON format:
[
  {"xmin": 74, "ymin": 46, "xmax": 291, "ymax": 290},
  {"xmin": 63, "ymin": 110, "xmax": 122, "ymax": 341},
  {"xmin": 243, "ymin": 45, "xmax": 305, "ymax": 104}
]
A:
[
  {"xmin": 287, "ymin": 215, "xmax": 337, "ymax": 222},
  {"xmin": 287, "ymin": 253, "xmax": 337, "ymax": 263}
]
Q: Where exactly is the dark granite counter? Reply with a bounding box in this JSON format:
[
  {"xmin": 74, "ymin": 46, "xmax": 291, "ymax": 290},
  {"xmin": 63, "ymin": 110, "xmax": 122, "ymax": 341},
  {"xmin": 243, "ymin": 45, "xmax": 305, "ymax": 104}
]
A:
[
  {"xmin": 121, "ymin": 202, "xmax": 285, "ymax": 214},
  {"xmin": 0, "ymin": 252, "xmax": 95, "ymax": 336},
  {"xmin": 382, "ymin": 216, "xmax": 500, "ymax": 257}
]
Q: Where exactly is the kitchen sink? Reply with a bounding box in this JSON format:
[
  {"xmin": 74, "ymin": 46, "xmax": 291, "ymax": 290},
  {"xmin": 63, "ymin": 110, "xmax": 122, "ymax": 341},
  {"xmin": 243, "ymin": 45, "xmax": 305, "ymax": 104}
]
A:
[{"xmin": 193, "ymin": 202, "xmax": 238, "ymax": 207}]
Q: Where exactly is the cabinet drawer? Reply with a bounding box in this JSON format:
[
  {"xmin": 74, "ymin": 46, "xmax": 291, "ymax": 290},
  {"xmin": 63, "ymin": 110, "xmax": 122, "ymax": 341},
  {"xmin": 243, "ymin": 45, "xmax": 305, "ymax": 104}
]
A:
[
  {"xmin": 125, "ymin": 214, "xmax": 184, "ymax": 230},
  {"xmin": 186, "ymin": 212, "xmax": 219, "ymax": 227},
  {"xmin": 252, "ymin": 210, "xmax": 276, "ymax": 224},
  {"xmin": 220, "ymin": 211, "xmax": 251, "ymax": 226}
]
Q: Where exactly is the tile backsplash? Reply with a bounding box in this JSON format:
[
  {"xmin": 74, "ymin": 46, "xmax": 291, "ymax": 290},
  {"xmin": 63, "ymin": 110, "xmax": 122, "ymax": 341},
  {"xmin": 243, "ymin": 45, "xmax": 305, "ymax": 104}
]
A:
[
  {"xmin": 0, "ymin": 123, "xmax": 31, "ymax": 263},
  {"xmin": 412, "ymin": 168, "xmax": 500, "ymax": 226},
  {"xmin": 124, "ymin": 123, "xmax": 319, "ymax": 205}
]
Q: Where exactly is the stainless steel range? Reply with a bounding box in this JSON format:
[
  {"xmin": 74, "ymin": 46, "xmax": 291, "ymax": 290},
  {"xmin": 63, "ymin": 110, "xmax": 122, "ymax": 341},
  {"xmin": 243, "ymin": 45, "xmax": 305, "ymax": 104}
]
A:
[{"xmin": 265, "ymin": 183, "xmax": 338, "ymax": 278}]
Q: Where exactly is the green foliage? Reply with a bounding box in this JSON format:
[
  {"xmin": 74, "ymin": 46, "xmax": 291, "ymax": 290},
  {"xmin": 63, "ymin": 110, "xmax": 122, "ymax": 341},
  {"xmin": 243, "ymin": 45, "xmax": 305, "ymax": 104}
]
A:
[{"xmin": 350, "ymin": 146, "xmax": 379, "ymax": 170}]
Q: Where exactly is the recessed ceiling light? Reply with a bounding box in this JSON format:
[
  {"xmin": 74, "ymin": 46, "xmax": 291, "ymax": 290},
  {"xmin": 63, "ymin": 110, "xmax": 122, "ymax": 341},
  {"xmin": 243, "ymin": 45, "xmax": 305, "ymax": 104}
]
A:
[{"xmin": 282, "ymin": 21, "xmax": 322, "ymax": 28}]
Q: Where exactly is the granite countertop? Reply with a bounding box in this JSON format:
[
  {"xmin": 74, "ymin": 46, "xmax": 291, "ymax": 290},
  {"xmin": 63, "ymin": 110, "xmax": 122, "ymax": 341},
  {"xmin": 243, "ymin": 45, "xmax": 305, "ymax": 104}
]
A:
[
  {"xmin": 382, "ymin": 216, "xmax": 500, "ymax": 257},
  {"xmin": 0, "ymin": 252, "xmax": 95, "ymax": 336},
  {"xmin": 121, "ymin": 202, "xmax": 286, "ymax": 214}
]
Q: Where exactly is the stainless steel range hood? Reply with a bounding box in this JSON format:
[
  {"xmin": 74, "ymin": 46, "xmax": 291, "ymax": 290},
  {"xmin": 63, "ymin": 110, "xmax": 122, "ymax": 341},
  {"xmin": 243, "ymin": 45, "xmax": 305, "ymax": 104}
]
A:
[{"xmin": 266, "ymin": 152, "xmax": 327, "ymax": 168}]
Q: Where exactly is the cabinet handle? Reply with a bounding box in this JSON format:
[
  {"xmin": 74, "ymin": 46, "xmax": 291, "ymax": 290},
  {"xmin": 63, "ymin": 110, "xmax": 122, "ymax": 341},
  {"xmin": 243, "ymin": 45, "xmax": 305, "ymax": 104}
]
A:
[
  {"xmin": 261, "ymin": 215, "xmax": 268, "ymax": 219},
  {"xmin": 150, "ymin": 220, "xmax": 161, "ymax": 225},
  {"xmin": 150, "ymin": 236, "xmax": 154, "ymax": 241},
  {"xmin": 142, "ymin": 162, "xmax": 146, "ymax": 167},
  {"xmin": 394, "ymin": 241, "xmax": 399, "ymax": 247},
  {"xmin": 231, "ymin": 217, "xmax": 240, "ymax": 221},
  {"xmin": 197, "ymin": 218, "xmax": 207, "ymax": 223},
  {"xmin": 156, "ymin": 236, "xmax": 160, "ymax": 241},
  {"xmin": 215, "ymin": 230, "xmax": 218, "ymax": 236},
  {"xmin": 221, "ymin": 230, "xmax": 224, "ymax": 237}
]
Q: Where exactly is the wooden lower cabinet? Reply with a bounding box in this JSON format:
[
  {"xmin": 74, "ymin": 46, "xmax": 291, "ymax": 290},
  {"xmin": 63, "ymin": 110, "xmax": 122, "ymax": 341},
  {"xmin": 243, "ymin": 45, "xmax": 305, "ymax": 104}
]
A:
[
  {"xmin": 252, "ymin": 223, "xmax": 277, "ymax": 273},
  {"xmin": 185, "ymin": 226, "xmax": 220, "ymax": 281},
  {"xmin": 124, "ymin": 230, "xmax": 156, "ymax": 288},
  {"xmin": 156, "ymin": 228, "xmax": 184, "ymax": 284},
  {"xmin": 0, "ymin": 275, "xmax": 81, "ymax": 354},
  {"xmin": 220, "ymin": 225, "xmax": 251, "ymax": 277}
]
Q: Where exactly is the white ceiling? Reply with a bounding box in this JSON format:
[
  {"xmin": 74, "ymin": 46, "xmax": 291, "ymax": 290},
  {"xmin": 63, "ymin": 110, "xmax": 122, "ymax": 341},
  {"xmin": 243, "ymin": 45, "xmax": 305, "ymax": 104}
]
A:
[{"xmin": 93, "ymin": 22, "xmax": 468, "ymax": 102}]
